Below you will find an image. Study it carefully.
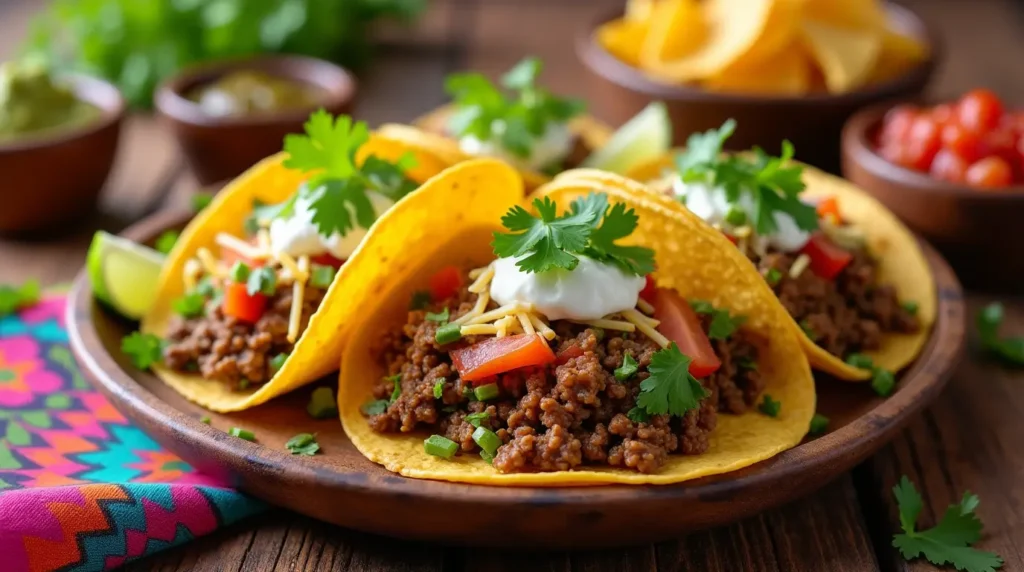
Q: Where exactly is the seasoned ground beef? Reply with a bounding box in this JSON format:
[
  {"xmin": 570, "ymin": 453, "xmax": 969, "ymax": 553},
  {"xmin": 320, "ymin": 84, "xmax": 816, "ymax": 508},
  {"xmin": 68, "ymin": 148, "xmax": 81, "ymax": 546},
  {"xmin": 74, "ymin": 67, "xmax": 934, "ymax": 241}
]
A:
[
  {"xmin": 163, "ymin": 284, "xmax": 326, "ymax": 389},
  {"xmin": 753, "ymin": 248, "xmax": 919, "ymax": 358},
  {"xmin": 365, "ymin": 277, "xmax": 764, "ymax": 475}
]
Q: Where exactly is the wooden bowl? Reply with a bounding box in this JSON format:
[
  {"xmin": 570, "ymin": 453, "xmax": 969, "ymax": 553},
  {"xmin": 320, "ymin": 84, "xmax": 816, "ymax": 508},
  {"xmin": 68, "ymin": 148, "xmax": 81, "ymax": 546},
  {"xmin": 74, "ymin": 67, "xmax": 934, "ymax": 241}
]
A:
[
  {"xmin": 155, "ymin": 55, "xmax": 356, "ymax": 186},
  {"xmin": 66, "ymin": 209, "xmax": 966, "ymax": 548},
  {"xmin": 0, "ymin": 74, "xmax": 124, "ymax": 234},
  {"xmin": 576, "ymin": 3, "xmax": 939, "ymax": 172},
  {"xmin": 841, "ymin": 103, "xmax": 1024, "ymax": 292}
]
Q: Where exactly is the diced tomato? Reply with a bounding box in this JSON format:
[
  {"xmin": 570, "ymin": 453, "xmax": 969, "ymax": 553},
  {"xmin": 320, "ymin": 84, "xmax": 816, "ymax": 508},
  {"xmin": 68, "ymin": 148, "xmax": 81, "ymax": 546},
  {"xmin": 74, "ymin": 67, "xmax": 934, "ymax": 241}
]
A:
[
  {"xmin": 724, "ymin": 233, "xmax": 738, "ymax": 245},
  {"xmin": 555, "ymin": 343, "xmax": 584, "ymax": 365},
  {"xmin": 957, "ymin": 88, "xmax": 1004, "ymax": 133},
  {"xmin": 222, "ymin": 282, "xmax": 267, "ymax": 323},
  {"xmin": 800, "ymin": 232, "xmax": 853, "ymax": 280},
  {"xmin": 978, "ymin": 126, "xmax": 1017, "ymax": 163},
  {"xmin": 639, "ymin": 274, "xmax": 657, "ymax": 302},
  {"xmin": 429, "ymin": 265, "xmax": 463, "ymax": 302},
  {"xmin": 311, "ymin": 253, "xmax": 346, "ymax": 269},
  {"xmin": 965, "ymin": 156, "xmax": 1013, "ymax": 189},
  {"xmin": 878, "ymin": 105, "xmax": 918, "ymax": 145},
  {"xmin": 939, "ymin": 124, "xmax": 982, "ymax": 163},
  {"xmin": 904, "ymin": 114, "xmax": 942, "ymax": 170},
  {"xmin": 650, "ymin": 288, "xmax": 721, "ymax": 378},
  {"xmin": 929, "ymin": 150, "xmax": 969, "ymax": 183},
  {"xmin": 451, "ymin": 334, "xmax": 556, "ymax": 383},
  {"xmin": 815, "ymin": 196, "xmax": 840, "ymax": 221}
]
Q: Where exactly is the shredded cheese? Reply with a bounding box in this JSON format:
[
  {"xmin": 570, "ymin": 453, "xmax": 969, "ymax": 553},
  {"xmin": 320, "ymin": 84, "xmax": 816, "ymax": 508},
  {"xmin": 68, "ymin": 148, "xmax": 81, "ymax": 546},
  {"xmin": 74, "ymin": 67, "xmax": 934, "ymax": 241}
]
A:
[
  {"xmin": 637, "ymin": 298, "xmax": 656, "ymax": 316},
  {"xmin": 529, "ymin": 314, "xmax": 557, "ymax": 340},
  {"xmin": 496, "ymin": 315, "xmax": 519, "ymax": 338},
  {"xmin": 789, "ymin": 253, "xmax": 811, "ymax": 279},
  {"xmin": 196, "ymin": 247, "xmax": 223, "ymax": 278},
  {"xmin": 466, "ymin": 302, "xmax": 532, "ymax": 325},
  {"xmin": 215, "ymin": 232, "xmax": 266, "ymax": 262},
  {"xmin": 468, "ymin": 264, "xmax": 495, "ymax": 294},
  {"xmin": 276, "ymin": 251, "xmax": 308, "ymax": 283},
  {"xmin": 257, "ymin": 229, "xmax": 271, "ymax": 251},
  {"xmin": 732, "ymin": 225, "xmax": 752, "ymax": 238},
  {"xmin": 517, "ymin": 312, "xmax": 536, "ymax": 335},
  {"xmin": 622, "ymin": 309, "xmax": 671, "ymax": 348},
  {"xmin": 467, "ymin": 265, "xmax": 490, "ymax": 280},
  {"xmin": 461, "ymin": 324, "xmax": 499, "ymax": 336},
  {"xmin": 454, "ymin": 291, "xmax": 491, "ymax": 325},
  {"xmin": 573, "ymin": 318, "xmax": 636, "ymax": 332},
  {"xmin": 287, "ymin": 256, "xmax": 310, "ymax": 344}
]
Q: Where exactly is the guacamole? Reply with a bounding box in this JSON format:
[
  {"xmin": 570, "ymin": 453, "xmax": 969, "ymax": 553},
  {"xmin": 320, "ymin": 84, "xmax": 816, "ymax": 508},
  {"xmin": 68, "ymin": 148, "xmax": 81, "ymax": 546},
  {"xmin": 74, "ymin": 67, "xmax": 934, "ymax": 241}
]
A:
[
  {"xmin": 0, "ymin": 61, "xmax": 100, "ymax": 143},
  {"xmin": 188, "ymin": 71, "xmax": 322, "ymax": 117}
]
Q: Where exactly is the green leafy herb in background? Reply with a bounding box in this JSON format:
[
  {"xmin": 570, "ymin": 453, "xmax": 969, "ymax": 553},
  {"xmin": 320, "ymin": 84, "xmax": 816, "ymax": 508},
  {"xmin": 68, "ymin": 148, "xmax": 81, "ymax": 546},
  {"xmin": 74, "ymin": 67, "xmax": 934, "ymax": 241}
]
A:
[
  {"xmin": 977, "ymin": 302, "xmax": 1024, "ymax": 366},
  {"xmin": 0, "ymin": 280, "xmax": 40, "ymax": 317},
  {"xmin": 25, "ymin": 0, "xmax": 426, "ymax": 108},
  {"xmin": 121, "ymin": 331, "xmax": 164, "ymax": 370}
]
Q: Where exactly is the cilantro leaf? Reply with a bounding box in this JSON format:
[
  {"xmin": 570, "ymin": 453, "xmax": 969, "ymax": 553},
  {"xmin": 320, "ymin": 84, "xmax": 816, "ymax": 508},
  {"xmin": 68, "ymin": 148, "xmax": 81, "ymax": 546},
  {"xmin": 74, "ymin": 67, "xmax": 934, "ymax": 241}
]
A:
[
  {"xmin": 689, "ymin": 299, "xmax": 746, "ymax": 340},
  {"xmin": 977, "ymin": 302, "xmax": 1024, "ymax": 366},
  {"xmin": 626, "ymin": 406, "xmax": 650, "ymax": 423},
  {"xmin": 284, "ymin": 110, "xmax": 367, "ymax": 185},
  {"xmin": 410, "ymin": 290, "xmax": 432, "ymax": 310},
  {"xmin": 285, "ymin": 433, "xmax": 320, "ymax": 456},
  {"xmin": 433, "ymin": 379, "xmax": 445, "ymax": 399},
  {"xmin": 122, "ymin": 331, "xmax": 164, "ymax": 370},
  {"xmin": 585, "ymin": 202, "xmax": 656, "ymax": 276},
  {"xmin": 172, "ymin": 292, "xmax": 206, "ymax": 318},
  {"xmin": 309, "ymin": 264, "xmax": 337, "ymax": 289},
  {"xmin": 246, "ymin": 267, "xmax": 277, "ymax": 297},
  {"xmin": 155, "ymin": 230, "xmax": 179, "ymax": 254},
  {"xmin": 758, "ymin": 394, "xmax": 781, "ymax": 417},
  {"xmin": 386, "ymin": 374, "xmax": 402, "ymax": 403},
  {"xmin": 361, "ymin": 399, "xmax": 388, "ymax": 415},
  {"xmin": 361, "ymin": 153, "xmax": 419, "ymax": 202},
  {"xmin": 464, "ymin": 412, "xmax": 489, "ymax": 428},
  {"xmin": 675, "ymin": 119, "xmax": 736, "ymax": 182},
  {"xmin": 892, "ymin": 476, "xmax": 1003, "ymax": 572},
  {"xmin": 634, "ymin": 343, "xmax": 709, "ymax": 418},
  {"xmin": 614, "ymin": 353, "xmax": 638, "ymax": 381},
  {"xmin": 425, "ymin": 307, "xmax": 450, "ymax": 323},
  {"xmin": 305, "ymin": 178, "xmax": 377, "ymax": 238},
  {"xmin": 0, "ymin": 279, "xmax": 40, "ymax": 317}
]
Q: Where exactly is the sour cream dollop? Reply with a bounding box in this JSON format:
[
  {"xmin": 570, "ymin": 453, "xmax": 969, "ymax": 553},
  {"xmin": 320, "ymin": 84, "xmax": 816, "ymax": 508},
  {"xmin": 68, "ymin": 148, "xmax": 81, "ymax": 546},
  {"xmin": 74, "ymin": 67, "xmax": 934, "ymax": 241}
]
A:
[
  {"xmin": 672, "ymin": 178, "xmax": 811, "ymax": 252},
  {"xmin": 459, "ymin": 121, "xmax": 573, "ymax": 172},
  {"xmin": 269, "ymin": 191, "xmax": 394, "ymax": 259},
  {"xmin": 489, "ymin": 255, "xmax": 644, "ymax": 321}
]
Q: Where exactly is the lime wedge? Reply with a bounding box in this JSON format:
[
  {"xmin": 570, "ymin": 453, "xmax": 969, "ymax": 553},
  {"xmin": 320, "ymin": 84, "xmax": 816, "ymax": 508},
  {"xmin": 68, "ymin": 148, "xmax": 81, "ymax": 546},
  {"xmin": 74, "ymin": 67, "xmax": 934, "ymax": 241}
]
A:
[
  {"xmin": 582, "ymin": 102, "xmax": 672, "ymax": 174},
  {"xmin": 87, "ymin": 231, "xmax": 165, "ymax": 320}
]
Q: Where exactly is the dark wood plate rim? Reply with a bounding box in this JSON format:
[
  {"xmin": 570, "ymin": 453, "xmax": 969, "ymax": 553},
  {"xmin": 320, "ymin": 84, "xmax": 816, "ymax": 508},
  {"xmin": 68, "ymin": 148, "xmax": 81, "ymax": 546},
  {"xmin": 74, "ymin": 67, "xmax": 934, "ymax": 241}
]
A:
[{"xmin": 67, "ymin": 209, "xmax": 965, "ymax": 509}]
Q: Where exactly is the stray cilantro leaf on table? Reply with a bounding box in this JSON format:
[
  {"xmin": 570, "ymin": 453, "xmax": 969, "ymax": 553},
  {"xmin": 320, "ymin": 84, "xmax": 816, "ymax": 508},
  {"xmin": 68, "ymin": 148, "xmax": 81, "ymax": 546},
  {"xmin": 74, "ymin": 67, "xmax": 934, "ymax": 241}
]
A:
[
  {"xmin": 892, "ymin": 476, "xmax": 1003, "ymax": 572},
  {"xmin": 0, "ymin": 279, "xmax": 41, "ymax": 316},
  {"xmin": 285, "ymin": 433, "xmax": 321, "ymax": 456},
  {"xmin": 977, "ymin": 302, "xmax": 1024, "ymax": 366},
  {"xmin": 155, "ymin": 230, "xmax": 179, "ymax": 254},
  {"xmin": 690, "ymin": 300, "xmax": 746, "ymax": 340},
  {"xmin": 122, "ymin": 331, "xmax": 164, "ymax": 370},
  {"xmin": 758, "ymin": 394, "xmax": 781, "ymax": 417},
  {"xmin": 634, "ymin": 343, "xmax": 709, "ymax": 418},
  {"xmin": 307, "ymin": 387, "xmax": 338, "ymax": 419}
]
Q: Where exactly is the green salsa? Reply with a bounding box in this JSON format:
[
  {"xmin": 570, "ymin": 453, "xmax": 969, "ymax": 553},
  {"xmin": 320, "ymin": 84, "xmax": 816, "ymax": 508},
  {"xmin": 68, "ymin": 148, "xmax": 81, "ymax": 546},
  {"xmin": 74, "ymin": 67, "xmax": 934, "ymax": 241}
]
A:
[
  {"xmin": 188, "ymin": 71, "xmax": 323, "ymax": 117},
  {"xmin": 0, "ymin": 61, "xmax": 100, "ymax": 143}
]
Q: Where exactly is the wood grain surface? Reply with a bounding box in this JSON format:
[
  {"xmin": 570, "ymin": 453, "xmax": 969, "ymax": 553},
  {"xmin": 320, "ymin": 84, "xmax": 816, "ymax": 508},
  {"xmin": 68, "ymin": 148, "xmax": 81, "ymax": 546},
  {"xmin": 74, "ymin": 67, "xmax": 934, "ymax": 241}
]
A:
[{"xmin": 2, "ymin": 0, "xmax": 1023, "ymax": 570}]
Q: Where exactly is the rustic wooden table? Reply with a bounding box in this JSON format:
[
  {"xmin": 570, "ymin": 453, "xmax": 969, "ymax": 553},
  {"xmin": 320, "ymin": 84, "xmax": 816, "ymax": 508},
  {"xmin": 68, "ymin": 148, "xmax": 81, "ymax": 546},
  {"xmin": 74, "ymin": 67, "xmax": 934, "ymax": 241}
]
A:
[{"xmin": 2, "ymin": 1, "xmax": 1023, "ymax": 570}]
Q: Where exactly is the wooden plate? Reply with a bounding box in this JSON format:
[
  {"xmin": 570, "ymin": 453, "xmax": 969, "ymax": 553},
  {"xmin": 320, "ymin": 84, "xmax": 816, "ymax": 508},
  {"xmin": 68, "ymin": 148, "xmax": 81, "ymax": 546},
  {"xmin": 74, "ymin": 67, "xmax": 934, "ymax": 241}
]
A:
[{"xmin": 67, "ymin": 210, "xmax": 965, "ymax": 549}]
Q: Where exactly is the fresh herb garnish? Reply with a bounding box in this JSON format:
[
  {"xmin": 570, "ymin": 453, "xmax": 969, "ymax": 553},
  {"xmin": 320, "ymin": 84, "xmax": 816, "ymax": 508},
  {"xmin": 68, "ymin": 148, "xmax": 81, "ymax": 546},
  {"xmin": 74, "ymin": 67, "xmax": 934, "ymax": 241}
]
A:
[
  {"xmin": 472, "ymin": 426, "xmax": 501, "ymax": 455},
  {"xmin": 282, "ymin": 111, "xmax": 417, "ymax": 238},
  {"xmin": 269, "ymin": 352, "xmax": 289, "ymax": 373},
  {"xmin": 846, "ymin": 353, "xmax": 897, "ymax": 396},
  {"xmin": 845, "ymin": 353, "xmax": 875, "ymax": 370},
  {"xmin": 464, "ymin": 412, "xmax": 489, "ymax": 428},
  {"xmin": 386, "ymin": 374, "xmax": 402, "ymax": 403},
  {"xmin": 238, "ymin": 379, "xmax": 250, "ymax": 390},
  {"xmin": 285, "ymin": 433, "xmax": 320, "ymax": 456},
  {"xmin": 195, "ymin": 276, "xmax": 218, "ymax": 299},
  {"xmin": 758, "ymin": 394, "xmax": 781, "ymax": 417},
  {"xmin": 425, "ymin": 307, "xmax": 450, "ymax": 323},
  {"xmin": 736, "ymin": 355, "xmax": 758, "ymax": 371},
  {"xmin": 474, "ymin": 383, "xmax": 500, "ymax": 402},
  {"xmin": 799, "ymin": 320, "xmax": 816, "ymax": 339},
  {"xmin": 809, "ymin": 413, "xmax": 829, "ymax": 435},
  {"xmin": 200, "ymin": 416, "xmax": 211, "ymax": 425},
  {"xmin": 121, "ymin": 331, "xmax": 164, "ymax": 370},
  {"xmin": 410, "ymin": 290, "xmax": 432, "ymax": 310},
  {"xmin": 307, "ymin": 387, "xmax": 338, "ymax": 419},
  {"xmin": 433, "ymin": 379, "xmax": 445, "ymax": 399},
  {"xmin": 446, "ymin": 57, "xmax": 584, "ymax": 159},
  {"xmin": 633, "ymin": 343, "xmax": 709, "ymax": 419},
  {"xmin": 246, "ymin": 266, "xmax": 277, "ymax": 296},
  {"xmin": 361, "ymin": 399, "xmax": 388, "ymax": 416},
  {"xmin": 491, "ymin": 192, "xmax": 655, "ymax": 276},
  {"xmin": 172, "ymin": 292, "xmax": 206, "ymax": 318},
  {"xmin": 435, "ymin": 322, "xmax": 463, "ymax": 345},
  {"xmin": 892, "ymin": 476, "xmax": 1003, "ymax": 572},
  {"xmin": 614, "ymin": 353, "xmax": 638, "ymax": 381},
  {"xmin": 228, "ymin": 427, "xmax": 255, "ymax": 442},
  {"xmin": 424, "ymin": 434, "xmax": 458, "ymax": 459},
  {"xmin": 155, "ymin": 230, "xmax": 179, "ymax": 254},
  {"xmin": 0, "ymin": 279, "xmax": 40, "ymax": 316},
  {"xmin": 626, "ymin": 406, "xmax": 650, "ymax": 423},
  {"xmin": 689, "ymin": 299, "xmax": 746, "ymax": 340},
  {"xmin": 191, "ymin": 191, "xmax": 214, "ymax": 213},
  {"xmin": 902, "ymin": 301, "xmax": 919, "ymax": 315},
  {"xmin": 977, "ymin": 302, "xmax": 1024, "ymax": 366},
  {"xmin": 675, "ymin": 120, "xmax": 817, "ymax": 236},
  {"xmin": 765, "ymin": 268, "xmax": 782, "ymax": 286},
  {"xmin": 309, "ymin": 264, "xmax": 336, "ymax": 289}
]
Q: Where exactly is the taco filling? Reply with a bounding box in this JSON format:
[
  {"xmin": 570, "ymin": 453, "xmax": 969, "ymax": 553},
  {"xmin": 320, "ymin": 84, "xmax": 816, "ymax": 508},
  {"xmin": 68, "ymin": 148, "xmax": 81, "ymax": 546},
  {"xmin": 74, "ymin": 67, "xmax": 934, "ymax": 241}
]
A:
[
  {"xmin": 161, "ymin": 111, "xmax": 421, "ymax": 390},
  {"xmin": 654, "ymin": 121, "xmax": 921, "ymax": 364},
  {"xmin": 362, "ymin": 192, "xmax": 771, "ymax": 474}
]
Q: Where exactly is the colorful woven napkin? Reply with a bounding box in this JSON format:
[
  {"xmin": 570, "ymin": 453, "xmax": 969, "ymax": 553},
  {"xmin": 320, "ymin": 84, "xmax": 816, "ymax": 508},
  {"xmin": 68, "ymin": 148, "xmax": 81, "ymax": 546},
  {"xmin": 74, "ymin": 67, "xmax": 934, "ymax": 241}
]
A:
[{"xmin": 0, "ymin": 294, "xmax": 266, "ymax": 572}]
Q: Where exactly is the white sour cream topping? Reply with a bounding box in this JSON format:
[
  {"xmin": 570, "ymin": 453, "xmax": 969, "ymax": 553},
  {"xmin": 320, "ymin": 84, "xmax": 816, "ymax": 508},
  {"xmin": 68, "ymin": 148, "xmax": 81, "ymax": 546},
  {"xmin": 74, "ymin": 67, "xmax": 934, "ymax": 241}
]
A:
[
  {"xmin": 672, "ymin": 178, "xmax": 811, "ymax": 252},
  {"xmin": 459, "ymin": 121, "xmax": 573, "ymax": 172},
  {"xmin": 269, "ymin": 191, "xmax": 394, "ymax": 260},
  {"xmin": 490, "ymin": 255, "xmax": 645, "ymax": 321}
]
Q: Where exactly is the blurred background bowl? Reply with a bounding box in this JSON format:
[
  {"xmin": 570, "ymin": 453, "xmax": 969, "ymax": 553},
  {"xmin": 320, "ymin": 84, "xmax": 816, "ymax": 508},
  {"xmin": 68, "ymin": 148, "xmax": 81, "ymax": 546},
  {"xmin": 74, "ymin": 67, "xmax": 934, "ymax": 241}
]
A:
[
  {"xmin": 842, "ymin": 101, "xmax": 1024, "ymax": 292},
  {"xmin": 155, "ymin": 55, "xmax": 356, "ymax": 186},
  {"xmin": 577, "ymin": 3, "xmax": 940, "ymax": 172},
  {"xmin": 0, "ymin": 73, "xmax": 124, "ymax": 234}
]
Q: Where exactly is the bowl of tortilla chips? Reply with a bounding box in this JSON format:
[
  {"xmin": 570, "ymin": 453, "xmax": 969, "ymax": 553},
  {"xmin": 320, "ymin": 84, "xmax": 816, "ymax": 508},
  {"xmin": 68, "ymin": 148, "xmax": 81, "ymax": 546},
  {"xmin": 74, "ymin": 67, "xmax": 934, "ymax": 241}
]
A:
[{"xmin": 577, "ymin": 0, "xmax": 939, "ymax": 170}]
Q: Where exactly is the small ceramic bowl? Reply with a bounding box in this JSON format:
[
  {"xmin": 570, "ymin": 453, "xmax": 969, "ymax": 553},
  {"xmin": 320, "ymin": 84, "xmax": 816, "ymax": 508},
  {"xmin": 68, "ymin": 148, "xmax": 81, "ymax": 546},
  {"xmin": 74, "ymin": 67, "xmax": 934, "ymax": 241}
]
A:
[
  {"xmin": 0, "ymin": 74, "xmax": 124, "ymax": 234},
  {"xmin": 155, "ymin": 55, "xmax": 357, "ymax": 185},
  {"xmin": 576, "ymin": 3, "xmax": 939, "ymax": 171},
  {"xmin": 842, "ymin": 102, "xmax": 1024, "ymax": 291}
]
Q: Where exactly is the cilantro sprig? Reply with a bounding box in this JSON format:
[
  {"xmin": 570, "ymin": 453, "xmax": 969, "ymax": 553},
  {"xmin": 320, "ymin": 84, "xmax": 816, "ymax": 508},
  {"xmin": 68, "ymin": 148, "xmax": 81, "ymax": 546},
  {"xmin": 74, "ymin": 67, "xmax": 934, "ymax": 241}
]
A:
[
  {"xmin": 633, "ymin": 343, "xmax": 709, "ymax": 419},
  {"xmin": 122, "ymin": 331, "xmax": 164, "ymax": 370},
  {"xmin": 281, "ymin": 110, "xmax": 418, "ymax": 238},
  {"xmin": 491, "ymin": 192, "xmax": 655, "ymax": 276},
  {"xmin": 445, "ymin": 57, "xmax": 585, "ymax": 160},
  {"xmin": 892, "ymin": 476, "xmax": 1002, "ymax": 572},
  {"xmin": 674, "ymin": 120, "xmax": 817, "ymax": 236},
  {"xmin": 977, "ymin": 302, "xmax": 1024, "ymax": 366},
  {"xmin": 689, "ymin": 299, "xmax": 746, "ymax": 340}
]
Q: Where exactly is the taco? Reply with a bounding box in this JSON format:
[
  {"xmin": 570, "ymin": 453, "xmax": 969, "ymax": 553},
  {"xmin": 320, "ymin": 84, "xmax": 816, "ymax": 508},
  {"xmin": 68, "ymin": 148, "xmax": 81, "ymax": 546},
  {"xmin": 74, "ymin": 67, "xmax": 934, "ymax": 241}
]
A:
[
  {"xmin": 373, "ymin": 57, "xmax": 612, "ymax": 190},
  {"xmin": 338, "ymin": 162, "xmax": 814, "ymax": 485},
  {"xmin": 140, "ymin": 111, "xmax": 454, "ymax": 412},
  {"xmin": 615, "ymin": 120, "xmax": 935, "ymax": 382}
]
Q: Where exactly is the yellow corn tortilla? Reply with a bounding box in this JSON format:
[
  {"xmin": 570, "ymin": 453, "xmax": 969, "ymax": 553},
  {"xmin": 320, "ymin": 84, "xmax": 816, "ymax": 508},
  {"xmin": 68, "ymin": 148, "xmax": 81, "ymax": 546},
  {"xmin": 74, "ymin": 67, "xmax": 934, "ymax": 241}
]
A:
[
  {"xmin": 339, "ymin": 166, "xmax": 814, "ymax": 485},
  {"xmin": 141, "ymin": 135, "xmax": 451, "ymax": 412},
  {"xmin": 622, "ymin": 155, "xmax": 936, "ymax": 380}
]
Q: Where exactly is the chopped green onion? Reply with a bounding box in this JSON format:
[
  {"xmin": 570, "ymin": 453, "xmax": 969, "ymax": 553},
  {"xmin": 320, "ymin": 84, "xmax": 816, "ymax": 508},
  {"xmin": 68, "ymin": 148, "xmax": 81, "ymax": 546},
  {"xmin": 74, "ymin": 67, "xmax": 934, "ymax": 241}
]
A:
[
  {"xmin": 195, "ymin": 276, "xmax": 218, "ymax": 298},
  {"xmin": 425, "ymin": 307, "xmax": 450, "ymax": 323},
  {"xmin": 285, "ymin": 433, "xmax": 320, "ymax": 456},
  {"xmin": 614, "ymin": 353, "xmax": 638, "ymax": 381},
  {"xmin": 238, "ymin": 379, "xmax": 250, "ymax": 390},
  {"xmin": 845, "ymin": 353, "xmax": 874, "ymax": 370},
  {"xmin": 269, "ymin": 352, "xmax": 289, "ymax": 373},
  {"xmin": 361, "ymin": 399, "xmax": 388, "ymax": 416},
  {"xmin": 308, "ymin": 387, "xmax": 338, "ymax": 419},
  {"xmin": 191, "ymin": 191, "xmax": 214, "ymax": 212},
  {"xmin": 464, "ymin": 412, "xmax": 489, "ymax": 428},
  {"xmin": 172, "ymin": 292, "xmax": 205, "ymax": 318},
  {"xmin": 424, "ymin": 434, "xmax": 458, "ymax": 459},
  {"xmin": 200, "ymin": 416, "xmax": 211, "ymax": 424},
  {"xmin": 474, "ymin": 383, "xmax": 500, "ymax": 401},
  {"xmin": 809, "ymin": 413, "xmax": 829, "ymax": 435},
  {"xmin": 902, "ymin": 301, "xmax": 919, "ymax": 315},
  {"xmin": 155, "ymin": 230, "xmax": 179, "ymax": 254},
  {"xmin": 387, "ymin": 374, "xmax": 402, "ymax": 403},
  {"xmin": 766, "ymin": 268, "xmax": 782, "ymax": 285},
  {"xmin": 472, "ymin": 426, "xmax": 501, "ymax": 455},
  {"xmin": 228, "ymin": 427, "xmax": 255, "ymax": 441},
  {"xmin": 433, "ymin": 379, "xmax": 445, "ymax": 399},
  {"xmin": 435, "ymin": 322, "xmax": 462, "ymax": 344},
  {"xmin": 230, "ymin": 261, "xmax": 251, "ymax": 283},
  {"xmin": 758, "ymin": 394, "xmax": 781, "ymax": 418},
  {"xmin": 310, "ymin": 264, "xmax": 336, "ymax": 289},
  {"xmin": 725, "ymin": 207, "xmax": 747, "ymax": 226},
  {"xmin": 871, "ymin": 369, "xmax": 896, "ymax": 397},
  {"xmin": 480, "ymin": 450, "xmax": 495, "ymax": 464}
]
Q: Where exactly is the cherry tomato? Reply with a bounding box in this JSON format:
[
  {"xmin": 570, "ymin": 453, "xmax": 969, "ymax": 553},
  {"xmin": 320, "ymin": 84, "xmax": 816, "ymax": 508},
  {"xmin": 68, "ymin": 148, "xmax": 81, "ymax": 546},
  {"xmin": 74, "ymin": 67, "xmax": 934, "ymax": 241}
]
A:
[
  {"xmin": 939, "ymin": 123, "xmax": 981, "ymax": 164},
  {"xmin": 965, "ymin": 156, "xmax": 1013, "ymax": 189},
  {"xmin": 929, "ymin": 149, "xmax": 969, "ymax": 183},
  {"xmin": 978, "ymin": 126, "xmax": 1017, "ymax": 163},
  {"xmin": 930, "ymin": 103, "xmax": 956, "ymax": 128},
  {"xmin": 905, "ymin": 114, "xmax": 941, "ymax": 170},
  {"xmin": 957, "ymin": 88, "xmax": 1004, "ymax": 133},
  {"xmin": 310, "ymin": 253, "xmax": 346, "ymax": 269},
  {"xmin": 878, "ymin": 105, "xmax": 918, "ymax": 145},
  {"xmin": 429, "ymin": 265, "xmax": 463, "ymax": 302},
  {"xmin": 451, "ymin": 334, "xmax": 556, "ymax": 383},
  {"xmin": 222, "ymin": 282, "xmax": 267, "ymax": 323},
  {"xmin": 650, "ymin": 288, "xmax": 721, "ymax": 378},
  {"xmin": 639, "ymin": 275, "xmax": 657, "ymax": 302},
  {"xmin": 878, "ymin": 142, "xmax": 914, "ymax": 170},
  {"xmin": 800, "ymin": 232, "xmax": 853, "ymax": 280}
]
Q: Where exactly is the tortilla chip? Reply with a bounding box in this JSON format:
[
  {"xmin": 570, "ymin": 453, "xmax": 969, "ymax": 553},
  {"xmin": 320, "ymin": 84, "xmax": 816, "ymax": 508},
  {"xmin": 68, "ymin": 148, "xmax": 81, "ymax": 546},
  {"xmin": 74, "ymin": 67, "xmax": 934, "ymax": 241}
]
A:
[
  {"xmin": 340, "ymin": 168, "xmax": 814, "ymax": 485},
  {"xmin": 800, "ymin": 19, "xmax": 882, "ymax": 93},
  {"xmin": 639, "ymin": 0, "xmax": 706, "ymax": 71},
  {"xmin": 597, "ymin": 18, "xmax": 650, "ymax": 67},
  {"xmin": 802, "ymin": 0, "xmax": 887, "ymax": 31},
  {"xmin": 141, "ymin": 135, "xmax": 450, "ymax": 412},
  {"xmin": 705, "ymin": 41, "xmax": 812, "ymax": 95}
]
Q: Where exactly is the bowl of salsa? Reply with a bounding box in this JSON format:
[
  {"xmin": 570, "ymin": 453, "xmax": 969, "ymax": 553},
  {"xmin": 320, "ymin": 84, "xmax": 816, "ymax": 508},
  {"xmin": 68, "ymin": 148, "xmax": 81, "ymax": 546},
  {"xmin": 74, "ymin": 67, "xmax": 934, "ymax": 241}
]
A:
[
  {"xmin": 841, "ymin": 90, "xmax": 1024, "ymax": 290},
  {"xmin": 156, "ymin": 55, "xmax": 356, "ymax": 185},
  {"xmin": 0, "ymin": 60, "xmax": 125, "ymax": 234}
]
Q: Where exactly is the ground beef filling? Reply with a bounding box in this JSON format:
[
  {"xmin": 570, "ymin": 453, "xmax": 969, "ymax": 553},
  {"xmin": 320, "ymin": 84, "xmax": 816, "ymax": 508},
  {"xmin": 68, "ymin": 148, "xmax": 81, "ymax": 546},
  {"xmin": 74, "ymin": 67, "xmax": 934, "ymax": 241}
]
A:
[
  {"xmin": 754, "ymin": 248, "xmax": 919, "ymax": 358},
  {"xmin": 163, "ymin": 285, "xmax": 326, "ymax": 389},
  {"xmin": 366, "ymin": 285, "xmax": 764, "ymax": 475}
]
